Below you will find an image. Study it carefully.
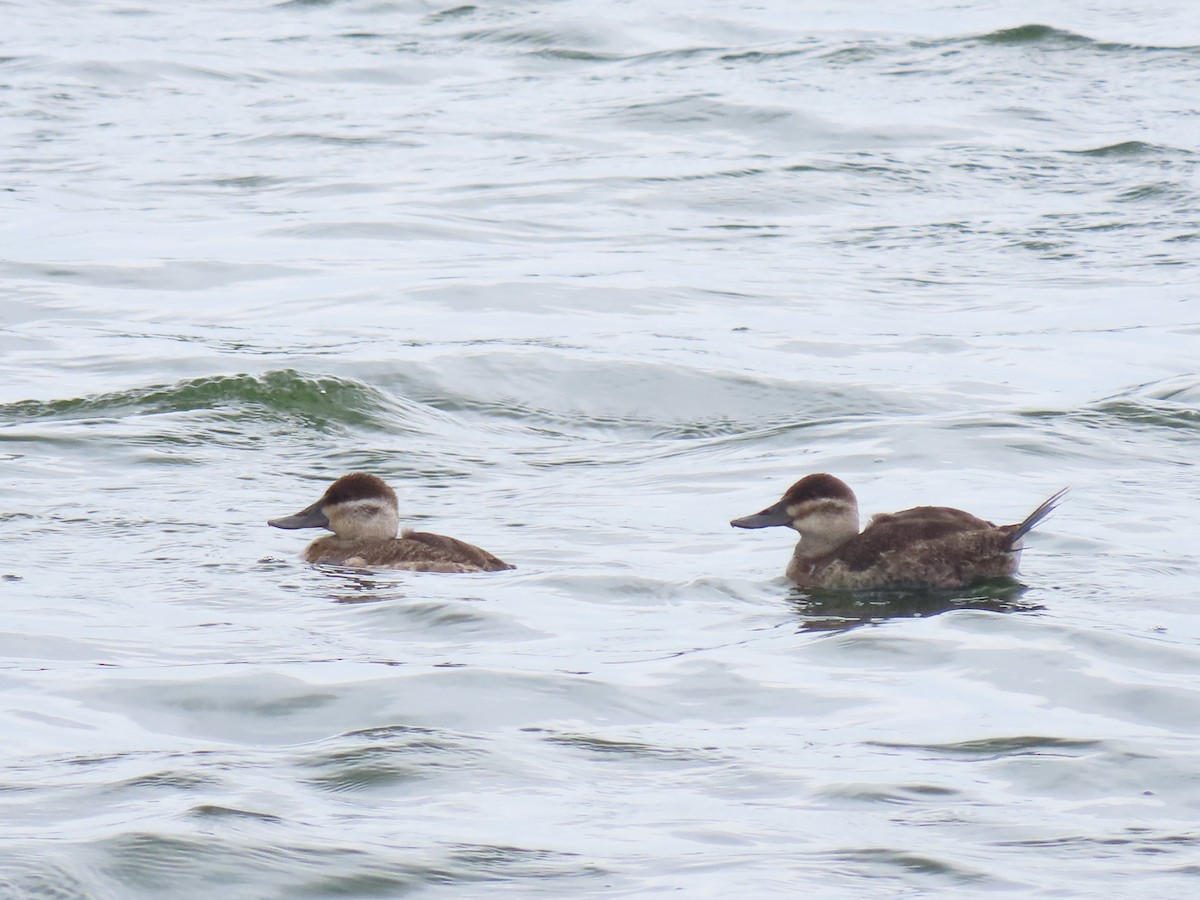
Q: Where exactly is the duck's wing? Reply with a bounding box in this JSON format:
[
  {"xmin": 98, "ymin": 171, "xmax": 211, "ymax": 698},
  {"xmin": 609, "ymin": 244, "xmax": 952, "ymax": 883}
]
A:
[
  {"xmin": 402, "ymin": 531, "xmax": 514, "ymax": 572},
  {"xmin": 818, "ymin": 510, "xmax": 1012, "ymax": 589},
  {"xmin": 836, "ymin": 512, "xmax": 987, "ymax": 571},
  {"xmin": 866, "ymin": 505, "xmax": 995, "ymax": 531}
]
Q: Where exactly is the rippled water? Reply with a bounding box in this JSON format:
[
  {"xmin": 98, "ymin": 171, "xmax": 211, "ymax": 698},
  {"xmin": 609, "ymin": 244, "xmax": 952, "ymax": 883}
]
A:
[{"xmin": 3, "ymin": 1, "xmax": 1199, "ymax": 896}]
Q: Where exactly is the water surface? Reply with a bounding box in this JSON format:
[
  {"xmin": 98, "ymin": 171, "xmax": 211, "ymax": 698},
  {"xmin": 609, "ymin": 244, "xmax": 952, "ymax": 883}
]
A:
[{"xmin": 2, "ymin": 1, "xmax": 1199, "ymax": 896}]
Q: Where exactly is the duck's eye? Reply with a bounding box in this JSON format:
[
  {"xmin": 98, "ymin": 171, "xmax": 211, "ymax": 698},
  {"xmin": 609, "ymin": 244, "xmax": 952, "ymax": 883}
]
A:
[{"xmin": 355, "ymin": 501, "xmax": 383, "ymax": 516}]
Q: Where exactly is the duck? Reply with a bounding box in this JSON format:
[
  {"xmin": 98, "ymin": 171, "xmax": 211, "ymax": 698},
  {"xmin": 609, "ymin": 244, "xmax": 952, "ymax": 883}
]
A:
[
  {"xmin": 268, "ymin": 472, "xmax": 513, "ymax": 573},
  {"xmin": 730, "ymin": 473, "xmax": 1065, "ymax": 590}
]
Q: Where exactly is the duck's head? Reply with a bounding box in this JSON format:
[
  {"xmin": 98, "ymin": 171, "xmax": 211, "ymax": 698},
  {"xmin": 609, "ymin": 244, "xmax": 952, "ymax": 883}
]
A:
[
  {"xmin": 269, "ymin": 473, "xmax": 400, "ymax": 541},
  {"xmin": 731, "ymin": 473, "xmax": 860, "ymax": 551}
]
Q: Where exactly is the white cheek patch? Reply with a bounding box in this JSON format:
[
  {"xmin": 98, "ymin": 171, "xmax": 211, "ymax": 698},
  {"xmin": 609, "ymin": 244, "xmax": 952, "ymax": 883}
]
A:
[
  {"xmin": 330, "ymin": 499, "xmax": 386, "ymax": 525},
  {"xmin": 796, "ymin": 510, "xmax": 846, "ymax": 532},
  {"xmin": 788, "ymin": 499, "xmax": 852, "ymax": 523},
  {"xmin": 326, "ymin": 498, "xmax": 397, "ymax": 538},
  {"xmin": 342, "ymin": 499, "xmax": 384, "ymax": 515}
]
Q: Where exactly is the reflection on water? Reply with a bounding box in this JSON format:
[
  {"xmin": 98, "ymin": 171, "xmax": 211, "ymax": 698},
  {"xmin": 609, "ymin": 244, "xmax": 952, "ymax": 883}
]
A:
[{"xmin": 788, "ymin": 580, "xmax": 1041, "ymax": 633}]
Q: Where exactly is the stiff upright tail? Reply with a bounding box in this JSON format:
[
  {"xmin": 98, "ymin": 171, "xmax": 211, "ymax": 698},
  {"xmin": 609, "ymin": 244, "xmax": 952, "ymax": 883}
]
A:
[{"xmin": 1008, "ymin": 487, "xmax": 1068, "ymax": 547}]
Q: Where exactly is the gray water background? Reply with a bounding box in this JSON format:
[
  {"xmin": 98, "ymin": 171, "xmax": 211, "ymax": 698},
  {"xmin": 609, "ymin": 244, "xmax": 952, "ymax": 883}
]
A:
[{"xmin": 2, "ymin": 0, "xmax": 1199, "ymax": 896}]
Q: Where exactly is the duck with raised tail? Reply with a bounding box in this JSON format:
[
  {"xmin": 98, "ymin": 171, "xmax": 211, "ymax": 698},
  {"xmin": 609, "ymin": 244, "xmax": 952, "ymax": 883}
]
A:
[
  {"xmin": 269, "ymin": 473, "xmax": 514, "ymax": 573},
  {"xmin": 731, "ymin": 473, "xmax": 1065, "ymax": 590}
]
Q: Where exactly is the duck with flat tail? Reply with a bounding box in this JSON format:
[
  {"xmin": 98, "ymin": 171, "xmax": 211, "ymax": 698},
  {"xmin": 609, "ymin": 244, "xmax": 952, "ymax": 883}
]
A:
[{"xmin": 269, "ymin": 473, "xmax": 513, "ymax": 573}]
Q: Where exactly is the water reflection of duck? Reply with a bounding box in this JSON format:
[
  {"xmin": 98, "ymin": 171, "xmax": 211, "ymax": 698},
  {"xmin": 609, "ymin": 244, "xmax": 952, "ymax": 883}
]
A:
[
  {"xmin": 731, "ymin": 473, "xmax": 1065, "ymax": 590},
  {"xmin": 269, "ymin": 473, "xmax": 513, "ymax": 573}
]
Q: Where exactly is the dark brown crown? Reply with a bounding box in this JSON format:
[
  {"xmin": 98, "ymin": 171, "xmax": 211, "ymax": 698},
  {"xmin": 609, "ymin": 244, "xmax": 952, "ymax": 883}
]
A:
[
  {"xmin": 781, "ymin": 473, "xmax": 856, "ymax": 505},
  {"xmin": 322, "ymin": 473, "xmax": 397, "ymax": 506}
]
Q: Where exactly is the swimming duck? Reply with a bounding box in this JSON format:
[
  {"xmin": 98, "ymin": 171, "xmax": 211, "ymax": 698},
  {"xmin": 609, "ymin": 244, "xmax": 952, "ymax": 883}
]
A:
[
  {"xmin": 268, "ymin": 473, "xmax": 513, "ymax": 573},
  {"xmin": 731, "ymin": 473, "xmax": 1065, "ymax": 590}
]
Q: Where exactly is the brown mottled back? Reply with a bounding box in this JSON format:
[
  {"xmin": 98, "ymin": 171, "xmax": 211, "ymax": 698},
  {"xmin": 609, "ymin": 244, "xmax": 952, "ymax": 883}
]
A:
[
  {"xmin": 304, "ymin": 532, "xmax": 513, "ymax": 571},
  {"xmin": 403, "ymin": 531, "xmax": 514, "ymax": 572},
  {"xmin": 809, "ymin": 507, "xmax": 1018, "ymax": 589},
  {"xmin": 827, "ymin": 507, "xmax": 995, "ymax": 573}
]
